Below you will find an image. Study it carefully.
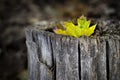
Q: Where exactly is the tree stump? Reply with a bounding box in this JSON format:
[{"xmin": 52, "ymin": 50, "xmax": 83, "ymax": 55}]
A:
[{"xmin": 25, "ymin": 21, "xmax": 120, "ymax": 80}]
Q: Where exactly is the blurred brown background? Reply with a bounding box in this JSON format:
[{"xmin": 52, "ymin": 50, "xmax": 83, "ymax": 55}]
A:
[{"xmin": 0, "ymin": 0, "xmax": 120, "ymax": 80}]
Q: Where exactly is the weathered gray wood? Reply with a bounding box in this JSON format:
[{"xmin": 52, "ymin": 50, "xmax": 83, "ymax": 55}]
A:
[
  {"xmin": 52, "ymin": 37, "xmax": 79, "ymax": 80},
  {"xmin": 66, "ymin": 38, "xmax": 79, "ymax": 80},
  {"xmin": 107, "ymin": 38, "xmax": 120, "ymax": 80},
  {"xmin": 26, "ymin": 29, "xmax": 54, "ymax": 80},
  {"xmin": 79, "ymin": 37, "xmax": 92, "ymax": 80},
  {"xmin": 37, "ymin": 32, "xmax": 53, "ymax": 67},
  {"xmin": 26, "ymin": 41, "xmax": 39, "ymax": 80},
  {"xmin": 79, "ymin": 37, "xmax": 107, "ymax": 80},
  {"xmin": 26, "ymin": 26, "xmax": 120, "ymax": 80},
  {"xmin": 96, "ymin": 37, "xmax": 107, "ymax": 80},
  {"xmin": 37, "ymin": 32, "xmax": 53, "ymax": 80}
]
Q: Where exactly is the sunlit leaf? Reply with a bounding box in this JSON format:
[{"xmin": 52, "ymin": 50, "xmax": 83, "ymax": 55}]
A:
[
  {"xmin": 53, "ymin": 15, "xmax": 97, "ymax": 38},
  {"xmin": 84, "ymin": 24, "xmax": 97, "ymax": 36}
]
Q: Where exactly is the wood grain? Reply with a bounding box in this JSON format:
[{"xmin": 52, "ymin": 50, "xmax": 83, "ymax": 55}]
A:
[{"xmin": 26, "ymin": 27, "xmax": 120, "ymax": 80}]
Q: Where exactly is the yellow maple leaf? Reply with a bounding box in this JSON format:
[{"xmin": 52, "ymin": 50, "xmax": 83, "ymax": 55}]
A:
[{"xmin": 53, "ymin": 15, "xmax": 97, "ymax": 38}]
